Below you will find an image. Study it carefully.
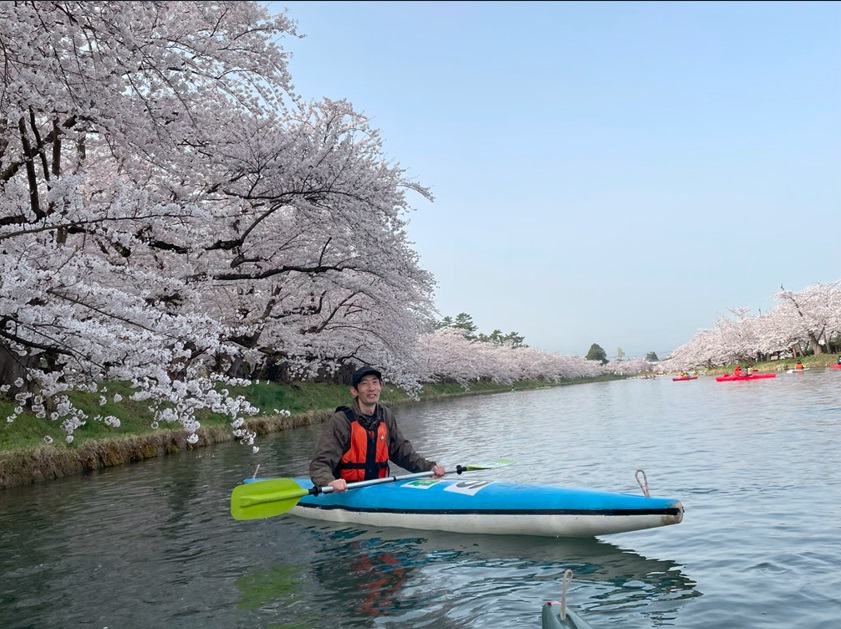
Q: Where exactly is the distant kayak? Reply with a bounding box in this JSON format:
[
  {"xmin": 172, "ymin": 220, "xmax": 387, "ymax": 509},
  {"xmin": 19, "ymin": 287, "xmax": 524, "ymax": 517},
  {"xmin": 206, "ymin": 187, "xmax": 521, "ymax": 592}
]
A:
[
  {"xmin": 787, "ymin": 368, "xmax": 810, "ymax": 374},
  {"xmin": 672, "ymin": 376, "xmax": 698, "ymax": 381},
  {"xmin": 829, "ymin": 364, "xmax": 841, "ymax": 370},
  {"xmin": 715, "ymin": 373, "xmax": 776, "ymax": 382}
]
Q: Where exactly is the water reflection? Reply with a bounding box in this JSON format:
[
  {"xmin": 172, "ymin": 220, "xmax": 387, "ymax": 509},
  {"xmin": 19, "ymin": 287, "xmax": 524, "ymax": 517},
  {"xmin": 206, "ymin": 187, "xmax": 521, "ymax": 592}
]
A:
[
  {"xmin": 235, "ymin": 562, "xmax": 306, "ymax": 610},
  {"xmin": 317, "ymin": 534, "xmax": 418, "ymax": 617},
  {"xmin": 235, "ymin": 520, "xmax": 699, "ymax": 628}
]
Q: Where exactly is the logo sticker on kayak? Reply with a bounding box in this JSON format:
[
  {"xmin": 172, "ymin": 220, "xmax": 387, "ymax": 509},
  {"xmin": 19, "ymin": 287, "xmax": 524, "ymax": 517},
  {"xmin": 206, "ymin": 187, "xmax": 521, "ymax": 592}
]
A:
[
  {"xmin": 402, "ymin": 479, "xmax": 495, "ymax": 495},
  {"xmin": 403, "ymin": 479, "xmax": 441, "ymax": 489},
  {"xmin": 443, "ymin": 480, "xmax": 494, "ymax": 495}
]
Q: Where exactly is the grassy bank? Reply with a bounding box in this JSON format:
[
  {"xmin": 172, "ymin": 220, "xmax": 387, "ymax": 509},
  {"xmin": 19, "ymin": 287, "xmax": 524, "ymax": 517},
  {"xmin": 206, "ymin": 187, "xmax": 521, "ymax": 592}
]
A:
[
  {"xmin": 693, "ymin": 354, "xmax": 841, "ymax": 375},
  {"xmin": 0, "ymin": 375, "xmax": 620, "ymax": 488}
]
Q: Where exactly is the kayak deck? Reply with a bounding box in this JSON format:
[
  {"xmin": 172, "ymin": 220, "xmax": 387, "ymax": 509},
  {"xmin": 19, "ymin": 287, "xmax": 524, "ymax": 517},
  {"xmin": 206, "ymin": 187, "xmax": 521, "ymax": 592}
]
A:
[{"xmin": 288, "ymin": 477, "xmax": 684, "ymax": 538}]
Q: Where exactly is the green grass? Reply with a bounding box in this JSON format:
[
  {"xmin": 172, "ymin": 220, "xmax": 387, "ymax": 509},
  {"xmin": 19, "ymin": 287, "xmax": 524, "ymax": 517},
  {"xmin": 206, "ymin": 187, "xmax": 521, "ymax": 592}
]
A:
[
  {"xmin": 698, "ymin": 354, "xmax": 841, "ymax": 374},
  {"xmin": 0, "ymin": 379, "xmax": 332, "ymax": 452},
  {"xmin": 0, "ymin": 375, "xmax": 621, "ymax": 454}
]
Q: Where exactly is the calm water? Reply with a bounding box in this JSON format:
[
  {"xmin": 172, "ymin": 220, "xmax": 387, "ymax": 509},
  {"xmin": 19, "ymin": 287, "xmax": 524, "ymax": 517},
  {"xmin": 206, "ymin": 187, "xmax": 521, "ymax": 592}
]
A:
[{"xmin": 1, "ymin": 370, "xmax": 840, "ymax": 628}]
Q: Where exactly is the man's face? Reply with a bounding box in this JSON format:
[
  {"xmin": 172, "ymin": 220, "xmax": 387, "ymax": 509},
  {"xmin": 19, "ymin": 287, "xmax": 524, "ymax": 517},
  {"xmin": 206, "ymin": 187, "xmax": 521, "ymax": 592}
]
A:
[{"xmin": 353, "ymin": 375, "xmax": 382, "ymax": 405}]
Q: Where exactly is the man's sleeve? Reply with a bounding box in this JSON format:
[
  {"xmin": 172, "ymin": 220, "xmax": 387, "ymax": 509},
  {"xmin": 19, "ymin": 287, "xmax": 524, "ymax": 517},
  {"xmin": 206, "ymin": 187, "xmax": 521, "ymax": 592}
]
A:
[{"xmin": 309, "ymin": 413, "xmax": 350, "ymax": 487}]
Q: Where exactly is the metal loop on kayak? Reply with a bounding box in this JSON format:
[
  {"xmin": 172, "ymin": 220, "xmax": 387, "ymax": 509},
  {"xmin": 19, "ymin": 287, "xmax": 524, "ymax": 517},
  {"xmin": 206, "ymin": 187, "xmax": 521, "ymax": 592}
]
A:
[
  {"xmin": 560, "ymin": 569, "xmax": 574, "ymax": 620},
  {"xmin": 635, "ymin": 469, "xmax": 650, "ymax": 497}
]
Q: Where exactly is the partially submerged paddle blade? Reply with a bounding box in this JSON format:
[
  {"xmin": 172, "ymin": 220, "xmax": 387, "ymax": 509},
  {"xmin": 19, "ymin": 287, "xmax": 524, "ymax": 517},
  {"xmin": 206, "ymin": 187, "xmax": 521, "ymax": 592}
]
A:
[{"xmin": 230, "ymin": 478, "xmax": 309, "ymax": 521}]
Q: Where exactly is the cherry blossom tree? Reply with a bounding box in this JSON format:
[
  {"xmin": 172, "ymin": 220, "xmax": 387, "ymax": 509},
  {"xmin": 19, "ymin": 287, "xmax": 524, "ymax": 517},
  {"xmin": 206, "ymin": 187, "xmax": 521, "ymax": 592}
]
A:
[
  {"xmin": 661, "ymin": 281, "xmax": 841, "ymax": 371},
  {"xmin": 414, "ymin": 327, "xmax": 608, "ymax": 386},
  {"xmin": 198, "ymin": 98, "xmax": 436, "ymax": 385},
  {"xmin": 2, "ymin": 1, "xmax": 655, "ymax": 451},
  {"xmin": 0, "ymin": 2, "xmax": 436, "ymax": 444},
  {"xmin": 772, "ymin": 283, "xmax": 841, "ymax": 356},
  {"xmin": 608, "ymin": 357, "xmax": 653, "ymax": 376}
]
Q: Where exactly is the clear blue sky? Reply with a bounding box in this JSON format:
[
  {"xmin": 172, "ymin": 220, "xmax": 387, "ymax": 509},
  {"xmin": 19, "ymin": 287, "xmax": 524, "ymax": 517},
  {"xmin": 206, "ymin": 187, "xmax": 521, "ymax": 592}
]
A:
[{"xmin": 264, "ymin": 1, "xmax": 840, "ymax": 358}]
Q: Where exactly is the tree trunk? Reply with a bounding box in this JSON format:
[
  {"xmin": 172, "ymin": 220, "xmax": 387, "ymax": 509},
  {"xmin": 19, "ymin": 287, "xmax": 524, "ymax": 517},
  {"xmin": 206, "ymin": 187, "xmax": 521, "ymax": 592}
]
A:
[{"xmin": 0, "ymin": 342, "xmax": 37, "ymax": 395}]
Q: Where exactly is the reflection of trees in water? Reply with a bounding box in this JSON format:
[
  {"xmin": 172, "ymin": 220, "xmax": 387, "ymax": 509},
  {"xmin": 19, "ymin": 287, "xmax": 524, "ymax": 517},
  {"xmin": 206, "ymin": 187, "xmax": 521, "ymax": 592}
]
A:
[
  {"xmin": 235, "ymin": 563, "xmax": 303, "ymax": 611},
  {"xmin": 234, "ymin": 523, "xmax": 700, "ymax": 627}
]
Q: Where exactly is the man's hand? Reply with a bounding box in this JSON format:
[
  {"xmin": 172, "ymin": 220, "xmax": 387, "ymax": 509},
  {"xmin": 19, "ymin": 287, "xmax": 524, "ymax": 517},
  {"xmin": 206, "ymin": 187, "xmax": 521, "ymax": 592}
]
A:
[
  {"xmin": 431, "ymin": 464, "xmax": 446, "ymax": 478},
  {"xmin": 328, "ymin": 478, "xmax": 348, "ymax": 492}
]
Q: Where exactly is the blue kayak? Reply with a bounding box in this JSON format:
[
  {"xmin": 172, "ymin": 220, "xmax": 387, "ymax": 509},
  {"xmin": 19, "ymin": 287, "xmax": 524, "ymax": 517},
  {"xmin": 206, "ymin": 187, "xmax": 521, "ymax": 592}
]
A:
[{"xmin": 281, "ymin": 476, "xmax": 683, "ymax": 538}]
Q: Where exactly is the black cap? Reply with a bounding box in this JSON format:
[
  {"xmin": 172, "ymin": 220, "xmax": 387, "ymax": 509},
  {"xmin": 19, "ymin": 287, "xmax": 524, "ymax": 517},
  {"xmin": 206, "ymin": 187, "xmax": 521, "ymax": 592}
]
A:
[{"xmin": 351, "ymin": 365, "xmax": 382, "ymax": 388}]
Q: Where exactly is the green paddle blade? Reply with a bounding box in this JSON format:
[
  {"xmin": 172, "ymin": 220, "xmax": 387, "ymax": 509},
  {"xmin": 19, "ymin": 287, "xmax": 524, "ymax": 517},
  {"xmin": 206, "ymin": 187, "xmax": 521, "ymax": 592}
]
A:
[
  {"xmin": 230, "ymin": 478, "xmax": 308, "ymax": 521},
  {"xmin": 461, "ymin": 457, "xmax": 515, "ymax": 470}
]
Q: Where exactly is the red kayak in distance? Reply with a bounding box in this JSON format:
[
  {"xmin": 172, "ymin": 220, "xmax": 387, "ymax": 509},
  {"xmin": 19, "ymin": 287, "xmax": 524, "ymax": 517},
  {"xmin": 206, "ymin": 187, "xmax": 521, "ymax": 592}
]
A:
[
  {"xmin": 830, "ymin": 364, "xmax": 841, "ymax": 370},
  {"xmin": 672, "ymin": 376, "xmax": 698, "ymax": 381},
  {"xmin": 715, "ymin": 373, "xmax": 776, "ymax": 382}
]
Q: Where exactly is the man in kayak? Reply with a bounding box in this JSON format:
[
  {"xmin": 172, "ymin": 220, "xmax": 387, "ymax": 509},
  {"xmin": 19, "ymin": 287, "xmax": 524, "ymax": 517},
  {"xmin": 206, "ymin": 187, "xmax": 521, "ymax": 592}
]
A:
[
  {"xmin": 795, "ymin": 360, "xmax": 804, "ymax": 370},
  {"xmin": 733, "ymin": 364, "xmax": 743, "ymax": 377},
  {"xmin": 309, "ymin": 365, "xmax": 446, "ymax": 492}
]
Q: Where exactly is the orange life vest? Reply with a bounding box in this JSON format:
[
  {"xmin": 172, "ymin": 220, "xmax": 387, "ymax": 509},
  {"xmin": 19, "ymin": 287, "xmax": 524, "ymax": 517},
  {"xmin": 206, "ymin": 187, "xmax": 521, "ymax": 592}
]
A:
[{"xmin": 335, "ymin": 407, "xmax": 389, "ymax": 482}]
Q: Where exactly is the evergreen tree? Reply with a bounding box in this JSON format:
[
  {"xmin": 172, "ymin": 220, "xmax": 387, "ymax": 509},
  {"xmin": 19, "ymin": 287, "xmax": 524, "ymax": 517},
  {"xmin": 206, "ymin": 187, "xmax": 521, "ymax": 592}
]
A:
[{"xmin": 585, "ymin": 343, "xmax": 608, "ymax": 364}]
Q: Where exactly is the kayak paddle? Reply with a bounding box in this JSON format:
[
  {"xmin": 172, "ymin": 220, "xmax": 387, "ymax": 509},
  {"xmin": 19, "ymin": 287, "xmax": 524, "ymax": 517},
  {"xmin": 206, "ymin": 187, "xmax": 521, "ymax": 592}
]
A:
[{"xmin": 230, "ymin": 457, "xmax": 515, "ymax": 521}]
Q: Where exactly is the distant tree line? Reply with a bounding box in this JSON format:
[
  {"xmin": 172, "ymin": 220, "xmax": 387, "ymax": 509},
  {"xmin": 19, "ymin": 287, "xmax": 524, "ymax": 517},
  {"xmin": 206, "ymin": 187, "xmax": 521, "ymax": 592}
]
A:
[
  {"xmin": 435, "ymin": 313, "xmax": 527, "ymax": 348},
  {"xmin": 584, "ymin": 344, "xmax": 659, "ymax": 364}
]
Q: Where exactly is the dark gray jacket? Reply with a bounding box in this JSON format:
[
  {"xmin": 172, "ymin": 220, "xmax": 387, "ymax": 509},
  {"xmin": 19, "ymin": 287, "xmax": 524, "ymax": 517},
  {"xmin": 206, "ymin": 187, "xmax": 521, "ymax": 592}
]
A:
[{"xmin": 308, "ymin": 399, "xmax": 437, "ymax": 488}]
